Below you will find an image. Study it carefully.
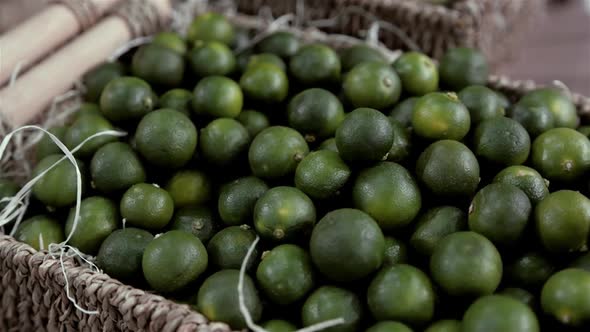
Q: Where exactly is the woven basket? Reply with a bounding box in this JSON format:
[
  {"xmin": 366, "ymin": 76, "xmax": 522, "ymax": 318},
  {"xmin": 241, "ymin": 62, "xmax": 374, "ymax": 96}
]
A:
[
  {"xmin": 2, "ymin": 9, "xmax": 590, "ymax": 332},
  {"xmin": 236, "ymin": 0, "xmax": 545, "ymax": 66}
]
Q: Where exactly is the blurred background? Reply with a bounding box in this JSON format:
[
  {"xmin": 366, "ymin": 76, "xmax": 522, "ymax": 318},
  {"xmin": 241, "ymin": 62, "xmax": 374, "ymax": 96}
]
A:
[{"xmin": 1, "ymin": 0, "xmax": 589, "ymax": 94}]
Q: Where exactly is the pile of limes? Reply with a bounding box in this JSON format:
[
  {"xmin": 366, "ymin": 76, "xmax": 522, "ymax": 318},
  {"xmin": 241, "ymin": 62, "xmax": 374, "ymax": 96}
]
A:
[{"xmin": 4, "ymin": 12, "xmax": 590, "ymax": 332}]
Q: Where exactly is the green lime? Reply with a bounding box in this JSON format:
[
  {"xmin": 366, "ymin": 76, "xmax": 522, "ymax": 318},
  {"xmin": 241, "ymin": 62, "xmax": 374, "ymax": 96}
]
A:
[
  {"xmin": 383, "ymin": 236, "xmax": 408, "ymax": 266},
  {"xmin": 64, "ymin": 113, "xmax": 117, "ymax": 158},
  {"xmin": 131, "ymin": 44, "xmax": 184, "ymax": 87},
  {"xmin": 424, "ymin": 320, "xmax": 461, "ymax": 332},
  {"xmin": 254, "ymin": 186, "xmax": 316, "ymax": 242},
  {"xmin": 532, "ymin": 128, "xmax": 590, "ymax": 182},
  {"xmin": 458, "ymin": 85, "xmax": 505, "ymax": 124},
  {"xmin": 541, "ymin": 268, "xmax": 590, "ymax": 326},
  {"xmin": 35, "ymin": 126, "xmax": 67, "ymax": 160},
  {"xmin": 468, "ymin": 183, "xmax": 532, "ymax": 246},
  {"xmin": 83, "ymin": 61, "xmax": 125, "ymax": 102},
  {"xmin": 389, "ymin": 97, "xmax": 418, "ymax": 128},
  {"xmin": 318, "ymin": 138, "xmax": 338, "ymax": 152},
  {"xmin": 236, "ymin": 110, "xmax": 270, "ymax": 137},
  {"xmin": 578, "ymin": 126, "xmax": 590, "ymax": 137},
  {"xmin": 439, "ymin": 47, "xmax": 489, "ymax": 90},
  {"xmin": 246, "ymin": 53, "xmax": 286, "ymax": 72},
  {"xmin": 509, "ymin": 100, "xmax": 555, "ymax": 137},
  {"xmin": 287, "ymin": 88, "xmax": 345, "ymax": 141},
  {"xmin": 535, "ymin": 190, "xmax": 590, "ymax": 253},
  {"xmin": 290, "ymin": 44, "xmax": 341, "ymax": 85},
  {"xmin": 343, "ymin": 61, "xmax": 402, "ymax": 109},
  {"xmin": 412, "ymin": 92, "xmax": 471, "ymax": 141},
  {"xmin": 261, "ymin": 320, "xmax": 297, "ymax": 332},
  {"xmin": 218, "ymin": 176, "xmax": 268, "ymax": 226},
  {"xmin": 165, "ymin": 170, "xmax": 211, "ymax": 208},
  {"xmin": 500, "ymin": 288, "xmax": 535, "ymax": 308},
  {"xmin": 188, "ymin": 41, "xmax": 235, "ymax": 77},
  {"xmin": 340, "ymin": 44, "xmax": 386, "ymax": 72},
  {"xmin": 207, "ymin": 225, "xmax": 258, "ymax": 270},
  {"xmin": 410, "ymin": 206, "xmax": 466, "ymax": 256},
  {"xmin": 197, "ymin": 269, "xmax": 262, "ymax": 329},
  {"xmin": 493, "ymin": 165, "xmax": 549, "ymax": 205},
  {"xmin": 192, "ymin": 76, "xmax": 243, "ymax": 118},
  {"xmin": 65, "ymin": 196, "xmax": 119, "ymax": 255},
  {"xmin": 240, "ymin": 63, "xmax": 289, "ymax": 104},
  {"xmin": 187, "ymin": 12, "xmax": 234, "ymax": 45},
  {"xmin": 135, "ymin": 109, "xmax": 197, "ymax": 168},
  {"xmin": 335, "ymin": 107, "xmax": 393, "ymax": 163},
  {"xmin": 256, "ymin": 31, "xmax": 300, "ymax": 58},
  {"xmin": 15, "ymin": 215, "xmax": 64, "ymax": 251},
  {"xmin": 0, "ymin": 179, "xmax": 18, "ymax": 210},
  {"xmin": 120, "ymin": 183, "xmax": 174, "ymax": 231},
  {"xmin": 96, "ymin": 228, "xmax": 153, "ymax": 282},
  {"xmin": 170, "ymin": 206, "xmax": 217, "ymax": 243},
  {"xmin": 506, "ymin": 252, "xmax": 555, "ymax": 288},
  {"xmin": 301, "ymin": 286, "xmax": 362, "ymax": 332},
  {"xmin": 387, "ymin": 119, "xmax": 412, "ymax": 162},
  {"xmin": 142, "ymin": 230, "xmax": 208, "ymax": 293},
  {"xmin": 200, "ymin": 118, "xmax": 250, "ymax": 166},
  {"xmin": 393, "ymin": 52, "xmax": 439, "ymax": 96},
  {"xmin": 462, "ymin": 295, "xmax": 539, "ymax": 332},
  {"xmin": 99, "ymin": 76, "xmax": 154, "ymax": 123},
  {"xmin": 416, "ymin": 140, "xmax": 480, "ymax": 197},
  {"xmin": 366, "ymin": 321, "xmax": 413, "ymax": 332},
  {"xmin": 152, "ymin": 31, "xmax": 187, "ymax": 54},
  {"xmin": 248, "ymin": 126, "xmax": 309, "ymax": 179},
  {"xmin": 430, "ymin": 231, "xmax": 502, "ymax": 296},
  {"xmin": 518, "ymin": 88, "xmax": 579, "ymax": 128},
  {"xmin": 353, "ymin": 162, "xmax": 421, "ymax": 230},
  {"xmin": 32, "ymin": 154, "xmax": 85, "ymax": 208},
  {"xmin": 310, "ymin": 208, "xmax": 384, "ymax": 282},
  {"xmin": 295, "ymin": 150, "xmax": 351, "ymax": 200},
  {"xmin": 367, "ymin": 264, "xmax": 435, "ymax": 325},
  {"xmin": 90, "ymin": 142, "xmax": 146, "ymax": 193},
  {"xmin": 75, "ymin": 102, "xmax": 103, "ymax": 119},
  {"xmin": 159, "ymin": 89, "xmax": 193, "ymax": 115},
  {"xmin": 473, "ymin": 117, "xmax": 531, "ymax": 166},
  {"xmin": 256, "ymin": 244, "xmax": 315, "ymax": 305}
]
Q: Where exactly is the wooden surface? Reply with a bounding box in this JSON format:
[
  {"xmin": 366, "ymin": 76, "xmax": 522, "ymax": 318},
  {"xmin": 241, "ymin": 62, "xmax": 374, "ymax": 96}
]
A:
[{"xmin": 497, "ymin": 0, "xmax": 590, "ymax": 95}]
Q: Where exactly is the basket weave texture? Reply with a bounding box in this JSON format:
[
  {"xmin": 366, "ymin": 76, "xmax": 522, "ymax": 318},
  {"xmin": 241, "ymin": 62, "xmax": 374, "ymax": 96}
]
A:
[
  {"xmin": 236, "ymin": 0, "xmax": 545, "ymax": 66},
  {"xmin": 2, "ymin": 8, "xmax": 590, "ymax": 332}
]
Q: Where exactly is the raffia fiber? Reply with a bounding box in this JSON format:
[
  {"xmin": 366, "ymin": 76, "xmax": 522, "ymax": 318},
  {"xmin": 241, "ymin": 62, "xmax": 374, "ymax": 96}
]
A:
[
  {"xmin": 1, "ymin": 4, "xmax": 589, "ymax": 332},
  {"xmin": 236, "ymin": 0, "xmax": 545, "ymax": 66}
]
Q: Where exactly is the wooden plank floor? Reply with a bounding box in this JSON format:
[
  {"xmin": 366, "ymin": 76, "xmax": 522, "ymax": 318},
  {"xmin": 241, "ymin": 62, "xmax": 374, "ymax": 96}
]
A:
[{"xmin": 496, "ymin": 0, "xmax": 590, "ymax": 95}]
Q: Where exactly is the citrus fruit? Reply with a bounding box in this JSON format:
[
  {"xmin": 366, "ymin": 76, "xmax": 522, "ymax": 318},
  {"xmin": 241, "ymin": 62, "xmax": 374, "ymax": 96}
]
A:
[
  {"xmin": 412, "ymin": 92, "xmax": 471, "ymax": 141},
  {"xmin": 90, "ymin": 142, "xmax": 146, "ymax": 193},
  {"xmin": 15, "ymin": 215, "xmax": 64, "ymax": 251},
  {"xmin": 531, "ymin": 128, "xmax": 590, "ymax": 182},
  {"xmin": 393, "ymin": 51, "xmax": 439, "ymax": 96},
  {"xmin": 462, "ymin": 295, "xmax": 539, "ymax": 332},
  {"xmin": 200, "ymin": 118, "xmax": 250, "ymax": 166},
  {"xmin": 343, "ymin": 61, "xmax": 401, "ymax": 109},
  {"xmin": 96, "ymin": 228, "xmax": 153, "ymax": 282},
  {"xmin": 240, "ymin": 63, "xmax": 289, "ymax": 103},
  {"xmin": 473, "ymin": 117, "xmax": 531, "ymax": 166},
  {"xmin": 65, "ymin": 196, "xmax": 119, "ymax": 255},
  {"xmin": 439, "ymin": 47, "xmax": 489, "ymax": 90},
  {"xmin": 295, "ymin": 150, "xmax": 351, "ymax": 200},
  {"xmin": 170, "ymin": 206, "xmax": 218, "ymax": 243},
  {"xmin": 287, "ymin": 88, "xmax": 345, "ymax": 141},
  {"xmin": 120, "ymin": 183, "xmax": 174, "ymax": 231},
  {"xmin": 301, "ymin": 286, "xmax": 362, "ymax": 332},
  {"xmin": 218, "ymin": 176, "xmax": 268, "ymax": 226},
  {"xmin": 99, "ymin": 76, "xmax": 154, "ymax": 123},
  {"xmin": 165, "ymin": 170, "xmax": 211, "ymax": 208},
  {"xmin": 410, "ymin": 206, "xmax": 466, "ymax": 256},
  {"xmin": 192, "ymin": 75, "xmax": 243, "ymax": 118},
  {"xmin": 290, "ymin": 44, "xmax": 341, "ymax": 85}
]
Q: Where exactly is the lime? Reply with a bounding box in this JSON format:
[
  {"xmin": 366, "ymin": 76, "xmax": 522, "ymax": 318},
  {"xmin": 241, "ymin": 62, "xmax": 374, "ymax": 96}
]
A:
[
  {"xmin": 120, "ymin": 183, "xmax": 174, "ymax": 231},
  {"xmin": 197, "ymin": 269, "xmax": 262, "ymax": 329},
  {"xmin": 340, "ymin": 44, "xmax": 386, "ymax": 72},
  {"xmin": 170, "ymin": 206, "xmax": 218, "ymax": 243},
  {"xmin": 35, "ymin": 126, "xmax": 67, "ymax": 160},
  {"xmin": 383, "ymin": 236, "xmax": 408, "ymax": 266},
  {"xmin": 462, "ymin": 295, "xmax": 539, "ymax": 332},
  {"xmin": 301, "ymin": 286, "xmax": 362, "ymax": 332},
  {"xmin": 389, "ymin": 97, "xmax": 418, "ymax": 128},
  {"xmin": 256, "ymin": 244, "xmax": 315, "ymax": 305},
  {"xmin": 135, "ymin": 109, "xmax": 197, "ymax": 168},
  {"xmin": 96, "ymin": 228, "xmax": 153, "ymax": 282},
  {"xmin": 393, "ymin": 51, "xmax": 439, "ymax": 96},
  {"xmin": 295, "ymin": 150, "xmax": 351, "ymax": 200},
  {"xmin": 159, "ymin": 89, "xmax": 193, "ymax": 115},
  {"xmin": 240, "ymin": 63, "xmax": 289, "ymax": 104},
  {"xmin": 254, "ymin": 186, "xmax": 316, "ymax": 242},
  {"xmin": 64, "ymin": 113, "xmax": 117, "ymax": 158},
  {"xmin": 131, "ymin": 44, "xmax": 184, "ymax": 87},
  {"xmin": 506, "ymin": 252, "xmax": 554, "ymax": 288},
  {"xmin": 32, "ymin": 154, "xmax": 85, "ymax": 208},
  {"xmin": 65, "ymin": 196, "xmax": 119, "ymax": 255},
  {"xmin": 261, "ymin": 320, "xmax": 297, "ymax": 332},
  {"xmin": 535, "ymin": 190, "xmax": 590, "ymax": 253},
  {"xmin": 90, "ymin": 142, "xmax": 146, "ymax": 193},
  {"xmin": 439, "ymin": 47, "xmax": 489, "ymax": 90},
  {"xmin": 187, "ymin": 12, "xmax": 234, "ymax": 45},
  {"xmin": 207, "ymin": 225, "xmax": 258, "ymax": 270},
  {"xmin": 289, "ymin": 44, "xmax": 341, "ymax": 85},
  {"xmin": 353, "ymin": 162, "xmax": 421, "ymax": 230},
  {"xmin": 367, "ymin": 264, "xmax": 435, "ymax": 325},
  {"xmin": 531, "ymin": 128, "xmax": 590, "ymax": 182},
  {"xmin": 15, "ymin": 215, "xmax": 64, "ymax": 251},
  {"xmin": 192, "ymin": 76, "xmax": 243, "ymax": 118},
  {"xmin": 188, "ymin": 41, "xmax": 235, "ymax": 77},
  {"xmin": 335, "ymin": 107, "xmax": 393, "ymax": 163},
  {"xmin": 410, "ymin": 206, "xmax": 467, "ymax": 256},
  {"xmin": 412, "ymin": 92, "xmax": 471, "ymax": 141},
  {"xmin": 165, "ymin": 170, "xmax": 211, "ymax": 208},
  {"xmin": 387, "ymin": 119, "xmax": 412, "ymax": 163},
  {"xmin": 473, "ymin": 117, "xmax": 531, "ymax": 166},
  {"xmin": 509, "ymin": 100, "xmax": 555, "ymax": 137},
  {"xmin": 541, "ymin": 268, "xmax": 590, "ymax": 326},
  {"xmin": 200, "ymin": 118, "xmax": 250, "ymax": 166},
  {"xmin": 152, "ymin": 31, "xmax": 187, "ymax": 54},
  {"xmin": 236, "ymin": 110, "xmax": 270, "ymax": 137},
  {"xmin": 430, "ymin": 231, "xmax": 502, "ymax": 296},
  {"xmin": 246, "ymin": 53, "xmax": 286, "ymax": 72},
  {"xmin": 518, "ymin": 88, "xmax": 579, "ymax": 128},
  {"xmin": 99, "ymin": 76, "xmax": 154, "ymax": 123},
  {"xmin": 424, "ymin": 320, "xmax": 461, "ymax": 332},
  {"xmin": 500, "ymin": 288, "xmax": 535, "ymax": 308},
  {"xmin": 492, "ymin": 165, "xmax": 549, "ymax": 205},
  {"xmin": 287, "ymin": 88, "xmax": 345, "ymax": 141},
  {"xmin": 310, "ymin": 208, "xmax": 384, "ymax": 282},
  {"xmin": 458, "ymin": 85, "xmax": 505, "ymax": 124},
  {"xmin": 83, "ymin": 61, "xmax": 125, "ymax": 102},
  {"xmin": 248, "ymin": 126, "xmax": 309, "ymax": 179},
  {"xmin": 142, "ymin": 230, "xmax": 208, "ymax": 293},
  {"xmin": 343, "ymin": 61, "xmax": 402, "ymax": 109},
  {"xmin": 256, "ymin": 31, "xmax": 300, "ymax": 58},
  {"xmin": 218, "ymin": 176, "xmax": 268, "ymax": 226}
]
